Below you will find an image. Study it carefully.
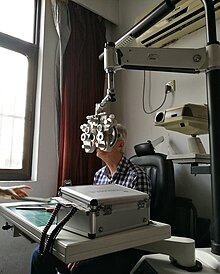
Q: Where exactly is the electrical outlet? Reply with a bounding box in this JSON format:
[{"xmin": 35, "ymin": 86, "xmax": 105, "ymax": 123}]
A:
[{"xmin": 166, "ymin": 80, "xmax": 176, "ymax": 93}]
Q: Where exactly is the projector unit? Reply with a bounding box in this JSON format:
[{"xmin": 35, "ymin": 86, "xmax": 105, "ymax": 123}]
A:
[{"xmin": 154, "ymin": 103, "xmax": 208, "ymax": 136}]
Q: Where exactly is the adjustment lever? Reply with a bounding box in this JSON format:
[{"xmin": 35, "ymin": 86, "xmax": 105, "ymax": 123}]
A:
[{"xmin": 2, "ymin": 222, "xmax": 13, "ymax": 230}]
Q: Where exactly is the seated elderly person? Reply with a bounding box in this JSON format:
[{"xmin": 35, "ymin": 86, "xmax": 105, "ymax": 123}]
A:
[{"xmin": 30, "ymin": 124, "xmax": 151, "ymax": 274}]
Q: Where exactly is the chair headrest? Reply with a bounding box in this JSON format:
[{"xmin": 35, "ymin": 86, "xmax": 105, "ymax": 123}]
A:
[{"xmin": 134, "ymin": 141, "xmax": 155, "ymax": 156}]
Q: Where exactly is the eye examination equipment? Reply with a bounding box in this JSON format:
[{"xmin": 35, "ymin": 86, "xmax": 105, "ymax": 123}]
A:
[
  {"xmin": 81, "ymin": 0, "xmax": 220, "ymax": 261},
  {"xmin": 154, "ymin": 104, "xmax": 210, "ymax": 160},
  {"xmin": 0, "ymin": 200, "xmax": 171, "ymax": 264},
  {"xmin": 26, "ymin": 184, "xmax": 149, "ymax": 256},
  {"xmin": 57, "ymin": 184, "xmax": 150, "ymax": 239},
  {"xmin": 102, "ymin": 0, "xmax": 220, "ymax": 258},
  {"xmin": 80, "ymin": 86, "xmax": 118, "ymax": 153},
  {"xmin": 0, "ymin": 194, "xmax": 203, "ymax": 272},
  {"xmin": 154, "ymin": 104, "xmax": 208, "ymax": 136},
  {"xmin": 1, "ymin": 1, "xmax": 220, "ymax": 273}
]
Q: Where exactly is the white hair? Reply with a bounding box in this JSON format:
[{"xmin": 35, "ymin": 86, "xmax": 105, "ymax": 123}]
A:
[{"xmin": 116, "ymin": 124, "xmax": 127, "ymax": 142}]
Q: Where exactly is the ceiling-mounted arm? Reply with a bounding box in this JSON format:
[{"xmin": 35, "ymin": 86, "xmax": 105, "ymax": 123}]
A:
[
  {"xmin": 115, "ymin": 0, "xmax": 181, "ymax": 48},
  {"xmin": 99, "ymin": 0, "xmax": 182, "ymax": 60},
  {"xmin": 104, "ymin": 41, "xmax": 209, "ymax": 96},
  {"xmin": 104, "ymin": 42, "xmax": 207, "ymax": 73}
]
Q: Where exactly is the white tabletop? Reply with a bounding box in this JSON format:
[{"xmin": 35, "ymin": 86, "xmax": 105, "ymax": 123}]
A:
[{"xmin": 0, "ymin": 201, "xmax": 171, "ymax": 263}]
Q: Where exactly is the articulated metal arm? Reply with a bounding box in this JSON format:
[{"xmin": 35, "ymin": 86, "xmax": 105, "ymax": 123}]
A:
[
  {"xmin": 81, "ymin": 41, "xmax": 220, "ymax": 154},
  {"xmin": 104, "ymin": 42, "xmax": 220, "ymax": 96}
]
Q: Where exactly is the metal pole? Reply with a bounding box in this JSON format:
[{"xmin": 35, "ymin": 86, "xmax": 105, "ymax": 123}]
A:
[{"xmin": 201, "ymin": 0, "xmax": 220, "ymax": 255}]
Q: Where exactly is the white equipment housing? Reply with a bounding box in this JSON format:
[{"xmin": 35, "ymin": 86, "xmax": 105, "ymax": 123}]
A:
[
  {"xmin": 154, "ymin": 103, "xmax": 208, "ymax": 136},
  {"xmin": 154, "ymin": 104, "xmax": 209, "ymax": 162},
  {"xmin": 136, "ymin": 0, "xmax": 220, "ymax": 48}
]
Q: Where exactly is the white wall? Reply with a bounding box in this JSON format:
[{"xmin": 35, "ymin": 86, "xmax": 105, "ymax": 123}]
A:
[
  {"xmin": 0, "ymin": 1, "xmax": 58, "ymax": 273},
  {"xmin": 111, "ymin": 0, "xmax": 213, "ymax": 219}
]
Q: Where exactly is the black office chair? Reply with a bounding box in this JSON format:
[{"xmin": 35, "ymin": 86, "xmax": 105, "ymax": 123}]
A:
[
  {"xmin": 130, "ymin": 144, "xmax": 175, "ymax": 227},
  {"xmin": 130, "ymin": 141, "xmax": 201, "ymax": 241}
]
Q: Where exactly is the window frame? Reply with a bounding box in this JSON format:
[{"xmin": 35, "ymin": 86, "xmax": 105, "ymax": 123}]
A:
[{"xmin": 0, "ymin": 0, "xmax": 41, "ymax": 180}]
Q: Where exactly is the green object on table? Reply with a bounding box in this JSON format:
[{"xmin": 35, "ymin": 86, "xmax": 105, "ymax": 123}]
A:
[{"xmin": 9, "ymin": 204, "xmax": 57, "ymax": 227}]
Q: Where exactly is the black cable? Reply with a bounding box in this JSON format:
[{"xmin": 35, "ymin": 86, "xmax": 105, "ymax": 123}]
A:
[
  {"xmin": 39, "ymin": 203, "xmax": 62, "ymax": 255},
  {"xmin": 142, "ymin": 71, "xmax": 168, "ymax": 114},
  {"xmin": 43, "ymin": 206, "xmax": 78, "ymax": 255}
]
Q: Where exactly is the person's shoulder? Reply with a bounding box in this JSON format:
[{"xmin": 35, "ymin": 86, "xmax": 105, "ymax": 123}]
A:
[
  {"xmin": 95, "ymin": 165, "xmax": 106, "ymax": 175},
  {"xmin": 133, "ymin": 164, "xmax": 146, "ymax": 174},
  {"xmin": 127, "ymin": 158, "xmax": 145, "ymax": 173}
]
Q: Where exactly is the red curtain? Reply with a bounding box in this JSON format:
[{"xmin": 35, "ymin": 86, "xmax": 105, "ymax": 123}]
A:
[{"xmin": 57, "ymin": 2, "xmax": 106, "ymax": 190}]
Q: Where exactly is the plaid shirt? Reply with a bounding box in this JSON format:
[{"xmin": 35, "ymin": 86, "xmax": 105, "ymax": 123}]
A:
[{"xmin": 93, "ymin": 154, "xmax": 151, "ymax": 194}]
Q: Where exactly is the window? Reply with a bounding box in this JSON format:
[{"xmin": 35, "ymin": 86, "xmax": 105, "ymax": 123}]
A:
[{"xmin": 0, "ymin": 0, "xmax": 40, "ymax": 180}]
